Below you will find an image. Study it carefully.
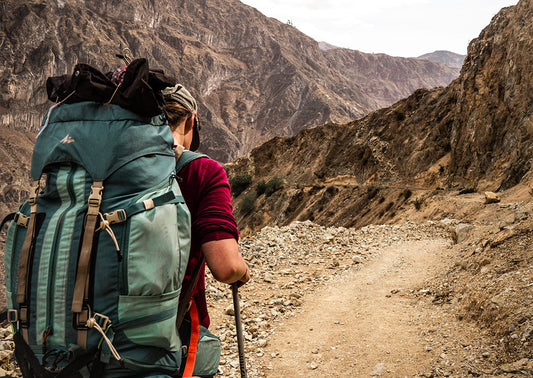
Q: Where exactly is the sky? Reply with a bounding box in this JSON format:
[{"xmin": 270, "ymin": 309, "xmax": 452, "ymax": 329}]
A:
[{"xmin": 240, "ymin": 0, "xmax": 519, "ymax": 57}]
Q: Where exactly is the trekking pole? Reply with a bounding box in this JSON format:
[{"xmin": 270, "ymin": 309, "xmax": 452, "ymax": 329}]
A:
[{"xmin": 232, "ymin": 283, "xmax": 247, "ymax": 378}]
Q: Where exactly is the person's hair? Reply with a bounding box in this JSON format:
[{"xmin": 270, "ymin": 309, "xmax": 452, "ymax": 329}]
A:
[{"xmin": 165, "ymin": 100, "xmax": 193, "ymax": 131}]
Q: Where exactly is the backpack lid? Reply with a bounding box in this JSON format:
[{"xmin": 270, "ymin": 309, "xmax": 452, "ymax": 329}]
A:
[
  {"xmin": 31, "ymin": 102, "xmax": 175, "ymax": 181},
  {"xmin": 46, "ymin": 59, "xmax": 175, "ymax": 118}
]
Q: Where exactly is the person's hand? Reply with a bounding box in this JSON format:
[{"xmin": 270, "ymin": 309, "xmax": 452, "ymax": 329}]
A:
[{"xmin": 235, "ymin": 266, "xmax": 250, "ymax": 288}]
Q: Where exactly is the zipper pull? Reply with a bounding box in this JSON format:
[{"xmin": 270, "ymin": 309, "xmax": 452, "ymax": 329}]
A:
[{"xmin": 42, "ymin": 327, "xmax": 52, "ymax": 353}]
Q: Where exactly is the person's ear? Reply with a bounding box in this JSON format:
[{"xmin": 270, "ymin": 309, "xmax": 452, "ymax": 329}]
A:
[{"xmin": 184, "ymin": 115, "xmax": 195, "ymax": 133}]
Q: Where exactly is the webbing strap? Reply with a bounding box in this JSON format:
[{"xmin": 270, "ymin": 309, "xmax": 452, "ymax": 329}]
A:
[
  {"xmin": 175, "ymin": 151, "xmax": 207, "ymax": 173},
  {"xmin": 16, "ymin": 181, "xmax": 40, "ymax": 345},
  {"xmin": 16, "ymin": 181, "xmax": 40, "ymax": 305},
  {"xmin": 72, "ymin": 181, "xmax": 104, "ymax": 349},
  {"xmin": 182, "ymin": 299, "xmax": 200, "ymax": 378},
  {"xmin": 176, "ymin": 256, "xmax": 205, "ymax": 330},
  {"xmin": 103, "ymin": 192, "xmax": 184, "ymax": 225}
]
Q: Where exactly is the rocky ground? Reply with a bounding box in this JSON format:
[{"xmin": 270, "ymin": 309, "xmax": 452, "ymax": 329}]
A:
[
  {"xmin": 206, "ymin": 207, "xmax": 531, "ymax": 377},
  {"xmin": 210, "ymin": 220, "xmax": 452, "ymax": 377},
  {"xmin": 0, "ymin": 195, "xmax": 531, "ymax": 377}
]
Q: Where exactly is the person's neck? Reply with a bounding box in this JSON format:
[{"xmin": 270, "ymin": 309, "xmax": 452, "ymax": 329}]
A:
[{"xmin": 171, "ymin": 124, "xmax": 187, "ymax": 147}]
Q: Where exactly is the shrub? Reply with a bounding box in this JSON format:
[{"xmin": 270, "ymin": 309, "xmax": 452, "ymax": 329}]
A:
[
  {"xmin": 366, "ymin": 186, "xmax": 379, "ymax": 200},
  {"xmin": 413, "ymin": 198, "xmax": 425, "ymax": 211},
  {"xmin": 264, "ymin": 176, "xmax": 284, "ymax": 197},
  {"xmin": 458, "ymin": 188, "xmax": 476, "ymax": 195},
  {"xmin": 401, "ymin": 189, "xmax": 412, "ymax": 200},
  {"xmin": 256, "ymin": 180, "xmax": 267, "ymax": 196},
  {"xmin": 240, "ymin": 191, "xmax": 257, "ymax": 214},
  {"xmin": 229, "ymin": 174, "xmax": 252, "ymax": 197}
]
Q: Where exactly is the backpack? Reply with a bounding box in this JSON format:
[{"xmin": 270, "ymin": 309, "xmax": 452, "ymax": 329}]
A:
[{"xmin": 1, "ymin": 61, "xmax": 217, "ymax": 377}]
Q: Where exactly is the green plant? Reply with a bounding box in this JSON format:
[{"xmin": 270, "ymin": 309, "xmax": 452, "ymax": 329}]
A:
[
  {"xmin": 264, "ymin": 176, "xmax": 284, "ymax": 197},
  {"xmin": 229, "ymin": 174, "xmax": 252, "ymax": 197},
  {"xmin": 256, "ymin": 180, "xmax": 267, "ymax": 196},
  {"xmin": 402, "ymin": 189, "xmax": 412, "ymax": 200},
  {"xmin": 240, "ymin": 191, "xmax": 257, "ymax": 214}
]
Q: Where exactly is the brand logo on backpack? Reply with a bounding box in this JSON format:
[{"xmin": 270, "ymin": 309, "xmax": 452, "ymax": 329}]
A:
[{"xmin": 60, "ymin": 134, "xmax": 75, "ymax": 144}]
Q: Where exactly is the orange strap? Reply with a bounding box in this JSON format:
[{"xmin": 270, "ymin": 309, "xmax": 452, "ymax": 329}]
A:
[{"xmin": 182, "ymin": 299, "xmax": 200, "ymax": 378}]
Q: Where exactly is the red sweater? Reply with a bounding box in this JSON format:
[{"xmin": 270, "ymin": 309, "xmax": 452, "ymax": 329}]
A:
[{"xmin": 177, "ymin": 157, "xmax": 239, "ymax": 327}]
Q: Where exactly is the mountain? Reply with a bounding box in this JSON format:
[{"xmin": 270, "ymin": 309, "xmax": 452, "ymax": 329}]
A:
[
  {"xmin": 0, "ymin": 0, "xmax": 458, "ymax": 164},
  {"xmin": 318, "ymin": 41, "xmax": 340, "ymax": 51},
  {"xmin": 418, "ymin": 50, "xmax": 466, "ymax": 69},
  {"xmin": 226, "ymin": 0, "xmax": 532, "ymax": 235},
  {"xmin": 322, "ymin": 49, "xmax": 459, "ymax": 109}
]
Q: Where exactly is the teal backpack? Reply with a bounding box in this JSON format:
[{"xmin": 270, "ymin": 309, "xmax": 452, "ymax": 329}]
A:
[{"xmin": 1, "ymin": 62, "xmax": 219, "ymax": 377}]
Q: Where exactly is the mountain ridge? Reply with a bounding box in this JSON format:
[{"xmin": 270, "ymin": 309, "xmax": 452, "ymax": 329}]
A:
[
  {"xmin": 418, "ymin": 50, "xmax": 466, "ymax": 69},
  {"xmin": 0, "ymin": 0, "xmax": 458, "ymax": 164}
]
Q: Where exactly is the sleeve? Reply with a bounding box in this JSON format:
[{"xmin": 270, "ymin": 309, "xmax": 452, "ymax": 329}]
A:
[{"xmin": 180, "ymin": 158, "xmax": 239, "ymax": 245}]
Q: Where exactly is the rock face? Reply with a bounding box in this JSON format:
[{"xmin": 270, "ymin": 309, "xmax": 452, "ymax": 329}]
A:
[
  {"xmin": 0, "ymin": 0, "xmax": 457, "ymax": 163},
  {"xmin": 226, "ymin": 0, "xmax": 533, "ymax": 234}
]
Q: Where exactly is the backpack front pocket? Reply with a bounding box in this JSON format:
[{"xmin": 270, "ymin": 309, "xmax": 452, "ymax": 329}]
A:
[{"xmin": 117, "ymin": 289, "xmax": 181, "ymax": 351}]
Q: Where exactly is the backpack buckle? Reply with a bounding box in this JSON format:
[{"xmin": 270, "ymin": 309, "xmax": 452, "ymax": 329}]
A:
[
  {"xmin": 103, "ymin": 209, "xmax": 127, "ymax": 224},
  {"xmin": 74, "ymin": 307, "xmax": 90, "ymax": 330},
  {"xmin": 7, "ymin": 309, "xmax": 18, "ymax": 323},
  {"xmin": 13, "ymin": 212, "xmax": 29, "ymax": 228},
  {"xmin": 88, "ymin": 183, "xmax": 104, "ymax": 208},
  {"xmin": 19, "ymin": 305, "xmax": 29, "ymax": 328},
  {"xmin": 91, "ymin": 313, "xmax": 111, "ymax": 330}
]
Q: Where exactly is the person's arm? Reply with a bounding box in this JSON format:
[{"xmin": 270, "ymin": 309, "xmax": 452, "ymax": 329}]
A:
[{"xmin": 202, "ymin": 238, "xmax": 250, "ymax": 285}]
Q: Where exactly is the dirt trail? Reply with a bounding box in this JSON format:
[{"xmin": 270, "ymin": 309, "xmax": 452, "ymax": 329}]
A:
[{"xmin": 261, "ymin": 239, "xmax": 487, "ymax": 377}]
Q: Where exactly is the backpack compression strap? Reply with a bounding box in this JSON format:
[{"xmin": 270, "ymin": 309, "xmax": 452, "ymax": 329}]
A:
[
  {"xmin": 182, "ymin": 299, "xmax": 200, "ymax": 378},
  {"xmin": 72, "ymin": 181, "xmax": 104, "ymax": 349},
  {"xmin": 15, "ymin": 181, "xmax": 41, "ymax": 344}
]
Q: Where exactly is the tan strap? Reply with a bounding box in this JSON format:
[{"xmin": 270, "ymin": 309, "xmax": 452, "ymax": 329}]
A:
[
  {"xmin": 76, "ymin": 309, "xmax": 89, "ymax": 349},
  {"xmin": 16, "ymin": 181, "xmax": 40, "ymax": 305},
  {"xmin": 72, "ymin": 181, "xmax": 103, "ymax": 331},
  {"xmin": 19, "ymin": 306, "xmax": 29, "ymax": 343},
  {"xmin": 143, "ymin": 199, "xmax": 155, "ymax": 210},
  {"xmin": 22, "ymin": 328, "xmax": 29, "ymax": 344}
]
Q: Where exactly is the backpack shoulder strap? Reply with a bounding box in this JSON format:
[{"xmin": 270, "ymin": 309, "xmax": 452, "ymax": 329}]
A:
[{"xmin": 175, "ymin": 151, "xmax": 208, "ymax": 174}]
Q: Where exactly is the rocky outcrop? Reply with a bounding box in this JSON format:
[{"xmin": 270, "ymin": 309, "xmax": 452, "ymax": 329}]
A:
[
  {"xmin": 0, "ymin": 0, "xmax": 458, "ymax": 163},
  {"xmin": 449, "ymin": 2, "xmax": 533, "ymax": 190}
]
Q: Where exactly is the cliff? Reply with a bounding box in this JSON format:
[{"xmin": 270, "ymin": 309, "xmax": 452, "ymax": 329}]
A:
[{"xmin": 226, "ymin": 0, "xmax": 532, "ymax": 234}]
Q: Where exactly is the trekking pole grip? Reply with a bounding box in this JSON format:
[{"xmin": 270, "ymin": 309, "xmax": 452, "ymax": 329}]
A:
[{"xmin": 232, "ymin": 283, "xmax": 247, "ymax": 378}]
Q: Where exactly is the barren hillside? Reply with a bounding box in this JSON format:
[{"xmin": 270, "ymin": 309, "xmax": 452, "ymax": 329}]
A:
[{"xmin": 0, "ymin": 0, "xmax": 457, "ymax": 163}]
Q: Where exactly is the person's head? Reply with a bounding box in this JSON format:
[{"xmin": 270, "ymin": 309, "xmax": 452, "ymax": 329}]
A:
[{"xmin": 162, "ymin": 84, "xmax": 200, "ymax": 151}]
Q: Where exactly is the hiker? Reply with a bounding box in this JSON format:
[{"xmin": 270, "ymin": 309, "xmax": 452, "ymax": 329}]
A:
[
  {"xmin": 164, "ymin": 83, "xmax": 250, "ymax": 304},
  {"xmin": 2, "ymin": 59, "xmax": 249, "ymax": 377},
  {"xmin": 163, "ymin": 84, "xmax": 250, "ymax": 375}
]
